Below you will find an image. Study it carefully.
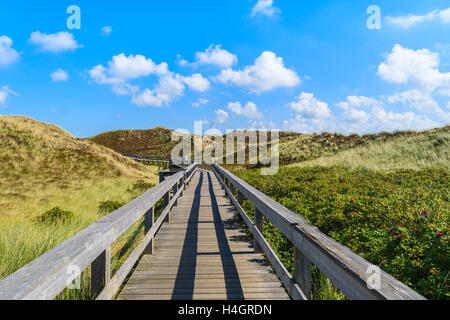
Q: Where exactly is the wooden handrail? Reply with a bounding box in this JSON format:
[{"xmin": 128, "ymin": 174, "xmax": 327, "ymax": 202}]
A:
[
  {"xmin": 212, "ymin": 164, "xmax": 426, "ymax": 300},
  {"xmin": 120, "ymin": 153, "xmax": 172, "ymax": 162},
  {"xmin": 0, "ymin": 164, "xmax": 197, "ymax": 300}
]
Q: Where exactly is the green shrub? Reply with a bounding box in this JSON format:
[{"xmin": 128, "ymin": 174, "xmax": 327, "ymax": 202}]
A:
[
  {"xmin": 98, "ymin": 200, "xmax": 126, "ymax": 215},
  {"xmin": 127, "ymin": 180, "xmax": 155, "ymax": 193},
  {"xmin": 35, "ymin": 207, "xmax": 75, "ymax": 225}
]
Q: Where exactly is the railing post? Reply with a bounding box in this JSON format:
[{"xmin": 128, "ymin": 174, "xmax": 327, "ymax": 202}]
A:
[
  {"xmin": 173, "ymin": 183, "xmax": 178, "ymax": 207},
  {"xmin": 144, "ymin": 207, "xmax": 155, "ymax": 254},
  {"xmin": 181, "ymin": 173, "xmax": 186, "ymax": 196},
  {"xmin": 91, "ymin": 247, "xmax": 111, "ymax": 298},
  {"xmin": 294, "ymin": 247, "xmax": 312, "ymax": 299},
  {"xmin": 230, "ymin": 184, "xmax": 235, "ymax": 198},
  {"xmin": 254, "ymin": 208, "xmax": 263, "ymax": 253},
  {"xmin": 163, "ymin": 190, "xmax": 170, "ymax": 222},
  {"xmin": 220, "ymin": 174, "xmax": 225, "ymax": 190},
  {"xmin": 238, "ymin": 191, "xmax": 244, "ymax": 205},
  {"xmin": 224, "ymin": 177, "xmax": 228, "ymax": 193}
]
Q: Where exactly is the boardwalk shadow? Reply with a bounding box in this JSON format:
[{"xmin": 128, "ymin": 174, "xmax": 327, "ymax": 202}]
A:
[
  {"xmin": 207, "ymin": 172, "xmax": 244, "ymax": 300},
  {"xmin": 171, "ymin": 172, "xmax": 203, "ymax": 299}
]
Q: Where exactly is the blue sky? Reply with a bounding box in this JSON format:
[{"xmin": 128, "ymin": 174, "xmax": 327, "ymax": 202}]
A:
[{"xmin": 0, "ymin": 0, "xmax": 449, "ymax": 137}]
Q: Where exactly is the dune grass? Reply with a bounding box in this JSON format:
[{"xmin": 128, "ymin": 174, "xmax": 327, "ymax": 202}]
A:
[
  {"xmin": 0, "ymin": 116, "xmax": 159, "ymax": 300},
  {"xmin": 288, "ymin": 126, "xmax": 450, "ymax": 170}
]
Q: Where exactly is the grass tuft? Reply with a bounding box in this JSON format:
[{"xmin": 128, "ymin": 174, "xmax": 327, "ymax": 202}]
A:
[{"xmin": 35, "ymin": 207, "xmax": 75, "ymax": 225}]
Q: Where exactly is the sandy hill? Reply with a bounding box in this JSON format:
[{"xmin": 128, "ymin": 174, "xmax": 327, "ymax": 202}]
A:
[
  {"xmin": 0, "ymin": 115, "xmax": 157, "ymax": 218},
  {"xmin": 89, "ymin": 127, "xmax": 179, "ymax": 158}
]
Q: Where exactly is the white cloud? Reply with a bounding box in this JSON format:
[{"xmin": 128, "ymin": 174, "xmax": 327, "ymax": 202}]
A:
[
  {"xmin": 227, "ymin": 101, "xmax": 263, "ymax": 119},
  {"xmin": 387, "ymin": 89, "xmax": 441, "ymax": 113},
  {"xmin": 335, "ymin": 94, "xmax": 443, "ymax": 132},
  {"xmin": 89, "ymin": 53, "xmax": 210, "ymax": 107},
  {"xmin": 283, "ymin": 116, "xmax": 334, "ymax": 134},
  {"xmin": 341, "ymin": 104, "xmax": 443, "ymax": 133},
  {"xmin": 377, "ymin": 44, "xmax": 448, "ymax": 91},
  {"xmin": 289, "ymin": 92, "xmax": 331, "ymax": 119},
  {"xmin": 217, "ymin": 51, "xmax": 300, "ymax": 92},
  {"xmin": 214, "ymin": 109, "xmax": 229, "ymax": 123},
  {"xmin": 386, "ymin": 11, "xmax": 437, "ymax": 29},
  {"xmin": 0, "ymin": 85, "xmax": 17, "ymax": 106},
  {"xmin": 370, "ymin": 106, "xmax": 440, "ymax": 131},
  {"xmin": 438, "ymin": 88, "xmax": 450, "ymax": 97},
  {"xmin": 248, "ymin": 120, "xmax": 277, "ymax": 130},
  {"xmin": 193, "ymin": 98, "xmax": 210, "ymax": 108},
  {"xmin": 29, "ymin": 31, "xmax": 81, "ymax": 53},
  {"xmin": 92, "ymin": 53, "xmax": 169, "ymax": 82},
  {"xmin": 194, "ymin": 45, "xmax": 237, "ymax": 68},
  {"xmin": 344, "ymin": 108, "xmax": 370, "ymax": 123},
  {"xmin": 111, "ymin": 83, "xmax": 140, "ymax": 96},
  {"xmin": 251, "ymin": 0, "xmax": 280, "ymax": 18},
  {"xmin": 377, "ymin": 44, "xmax": 450, "ymax": 118},
  {"xmin": 50, "ymin": 68, "xmax": 69, "ymax": 82},
  {"xmin": 336, "ymin": 95, "xmax": 382, "ymax": 110},
  {"xmin": 440, "ymin": 8, "xmax": 450, "ymax": 23},
  {"xmin": 283, "ymin": 104, "xmax": 440, "ymax": 134},
  {"xmin": 132, "ymin": 74, "xmax": 185, "ymax": 107},
  {"xmin": 0, "ymin": 36, "xmax": 19, "ymax": 67},
  {"xmin": 101, "ymin": 26, "xmax": 113, "ymax": 36},
  {"xmin": 386, "ymin": 7, "xmax": 450, "ymax": 29},
  {"xmin": 182, "ymin": 73, "xmax": 211, "ymax": 92}
]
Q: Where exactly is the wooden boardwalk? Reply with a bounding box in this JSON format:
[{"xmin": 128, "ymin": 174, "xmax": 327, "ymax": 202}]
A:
[
  {"xmin": 0, "ymin": 164, "xmax": 424, "ymax": 300},
  {"xmin": 117, "ymin": 170, "xmax": 289, "ymax": 300}
]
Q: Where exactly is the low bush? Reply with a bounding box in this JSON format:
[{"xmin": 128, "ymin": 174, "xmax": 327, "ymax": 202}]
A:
[
  {"xmin": 98, "ymin": 200, "xmax": 126, "ymax": 215},
  {"xmin": 127, "ymin": 180, "xmax": 155, "ymax": 193},
  {"xmin": 235, "ymin": 166, "xmax": 449, "ymax": 300},
  {"xmin": 35, "ymin": 207, "xmax": 75, "ymax": 225}
]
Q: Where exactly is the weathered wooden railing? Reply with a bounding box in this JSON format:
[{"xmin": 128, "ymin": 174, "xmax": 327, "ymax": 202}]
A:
[
  {"xmin": 121, "ymin": 153, "xmax": 172, "ymax": 169},
  {"xmin": 0, "ymin": 163, "xmax": 197, "ymax": 300},
  {"xmin": 212, "ymin": 164, "xmax": 426, "ymax": 300},
  {"xmin": 0, "ymin": 162, "xmax": 427, "ymax": 300},
  {"xmin": 120, "ymin": 153, "xmax": 171, "ymax": 163}
]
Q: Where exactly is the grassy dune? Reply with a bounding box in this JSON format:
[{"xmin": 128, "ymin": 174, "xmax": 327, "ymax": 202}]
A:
[
  {"xmin": 288, "ymin": 126, "xmax": 450, "ymax": 170},
  {"xmin": 89, "ymin": 127, "xmax": 178, "ymax": 158},
  {"xmin": 0, "ymin": 116, "xmax": 158, "ymax": 290},
  {"xmin": 232, "ymin": 126, "xmax": 449, "ymax": 299}
]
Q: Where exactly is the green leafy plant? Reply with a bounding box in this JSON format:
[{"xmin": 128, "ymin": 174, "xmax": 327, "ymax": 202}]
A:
[
  {"xmin": 127, "ymin": 180, "xmax": 155, "ymax": 193},
  {"xmin": 35, "ymin": 207, "xmax": 75, "ymax": 225},
  {"xmin": 98, "ymin": 200, "xmax": 126, "ymax": 215},
  {"xmin": 235, "ymin": 166, "xmax": 449, "ymax": 300}
]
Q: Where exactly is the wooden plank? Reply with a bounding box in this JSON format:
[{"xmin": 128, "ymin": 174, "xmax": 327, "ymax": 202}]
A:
[
  {"xmin": 118, "ymin": 292, "xmax": 289, "ymax": 300},
  {"xmin": 215, "ymin": 170, "xmax": 306, "ymax": 300},
  {"xmin": 116, "ymin": 170, "xmax": 289, "ymax": 301},
  {"xmin": 122, "ymin": 282, "xmax": 284, "ymax": 289},
  {"xmin": 120, "ymin": 287, "xmax": 287, "ymax": 295}
]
